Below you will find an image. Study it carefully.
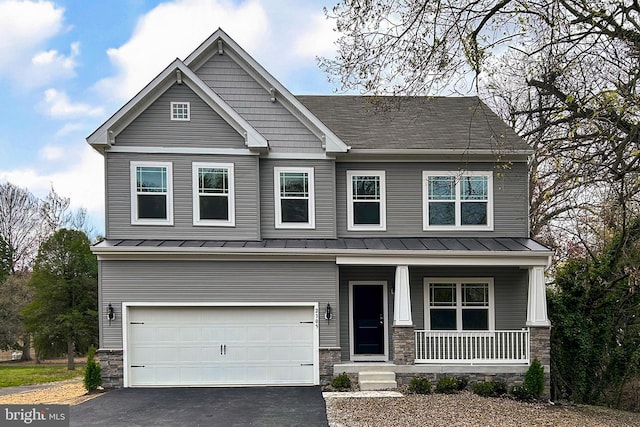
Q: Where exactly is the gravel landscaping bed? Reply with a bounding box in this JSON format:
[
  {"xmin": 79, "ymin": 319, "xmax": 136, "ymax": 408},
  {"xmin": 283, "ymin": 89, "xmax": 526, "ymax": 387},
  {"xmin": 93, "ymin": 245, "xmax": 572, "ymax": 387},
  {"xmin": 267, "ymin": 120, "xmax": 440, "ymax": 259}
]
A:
[
  {"xmin": 3, "ymin": 381, "xmax": 640, "ymax": 426},
  {"xmin": 0, "ymin": 380, "xmax": 102, "ymax": 406},
  {"xmin": 325, "ymin": 391, "xmax": 640, "ymax": 427}
]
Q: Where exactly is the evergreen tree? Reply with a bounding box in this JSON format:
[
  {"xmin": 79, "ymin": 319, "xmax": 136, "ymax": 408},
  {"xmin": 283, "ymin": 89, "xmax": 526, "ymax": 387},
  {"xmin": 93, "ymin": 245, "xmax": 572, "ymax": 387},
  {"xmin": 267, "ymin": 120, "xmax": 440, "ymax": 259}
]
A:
[{"xmin": 23, "ymin": 229, "xmax": 98, "ymax": 369}]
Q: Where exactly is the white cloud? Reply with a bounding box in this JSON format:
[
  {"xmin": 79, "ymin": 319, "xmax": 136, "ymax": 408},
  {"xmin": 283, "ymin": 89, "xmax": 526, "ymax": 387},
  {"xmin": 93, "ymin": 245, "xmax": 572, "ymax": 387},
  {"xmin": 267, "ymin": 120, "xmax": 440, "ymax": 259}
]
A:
[
  {"xmin": 293, "ymin": 13, "xmax": 339, "ymax": 59},
  {"xmin": 0, "ymin": 144, "xmax": 104, "ymax": 218},
  {"xmin": 41, "ymin": 88, "xmax": 105, "ymax": 118},
  {"xmin": 31, "ymin": 41, "xmax": 78, "ymax": 75},
  {"xmin": 0, "ymin": 0, "xmax": 76, "ymax": 86},
  {"xmin": 39, "ymin": 145, "xmax": 65, "ymax": 161},
  {"xmin": 55, "ymin": 122, "xmax": 85, "ymax": 137},
  {"xmin": 94, "ymin": 0, "xmax": 270, "ymax": 101}
]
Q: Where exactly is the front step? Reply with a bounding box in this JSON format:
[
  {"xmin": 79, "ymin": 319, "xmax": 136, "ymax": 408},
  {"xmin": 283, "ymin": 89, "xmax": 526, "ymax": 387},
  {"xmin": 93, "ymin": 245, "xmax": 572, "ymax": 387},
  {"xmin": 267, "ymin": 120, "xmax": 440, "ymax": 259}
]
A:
[{"xmin": 358, "ymin": 371, "xmax": 397, "ymax": 391}]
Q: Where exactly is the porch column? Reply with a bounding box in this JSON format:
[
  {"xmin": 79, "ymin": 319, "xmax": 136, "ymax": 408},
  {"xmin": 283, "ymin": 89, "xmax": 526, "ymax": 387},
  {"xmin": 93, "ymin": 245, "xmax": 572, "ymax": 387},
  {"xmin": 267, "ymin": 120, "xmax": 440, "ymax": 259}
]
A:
[
  {"xmin": 393, "ymin": 265, "xmax": 412, "ymax": 326},
  {"xmin": 526, "ymin": 266, "xmax": 550, "ymax": 327},
  {"xmin": 393, "ymin": 265, "xmax": 415, "ymax": 365}
]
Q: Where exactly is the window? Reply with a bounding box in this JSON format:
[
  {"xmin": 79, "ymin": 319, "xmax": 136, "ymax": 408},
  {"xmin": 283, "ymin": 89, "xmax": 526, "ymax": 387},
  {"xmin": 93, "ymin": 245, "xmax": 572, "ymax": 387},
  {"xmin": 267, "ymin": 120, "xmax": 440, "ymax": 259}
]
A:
[
  {"xmin": 170, "ymin": 102, "xmax": 190, "ymax": 121},
  {"xmin": 424, "ymin": 278, "xmax": 494, "ymax": 331},
  {"xmin": 347, "ymin": 171, "xmax": 386, "ymax": 231},
  {"xmin": 274, "ymin": 167, "xmax": 315, "ymax": 229},
  {"xmin": 423, "ymin": 171, "xmax": 493, "ymax": 230},
  {"xmin": 130, "ymin": 162, "xmax": 173, "ymax": 225},
  {"xmin": 192, "ymin": 163, "xmax": 234, "ymax": 226}
]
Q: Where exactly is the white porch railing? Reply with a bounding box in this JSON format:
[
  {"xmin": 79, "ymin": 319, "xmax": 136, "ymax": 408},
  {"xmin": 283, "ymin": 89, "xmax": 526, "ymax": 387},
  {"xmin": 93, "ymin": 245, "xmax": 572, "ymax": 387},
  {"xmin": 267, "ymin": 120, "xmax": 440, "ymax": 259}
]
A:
[{"xmin": 414, "ymin": 329, "xmax": 530, "ymax": 364}]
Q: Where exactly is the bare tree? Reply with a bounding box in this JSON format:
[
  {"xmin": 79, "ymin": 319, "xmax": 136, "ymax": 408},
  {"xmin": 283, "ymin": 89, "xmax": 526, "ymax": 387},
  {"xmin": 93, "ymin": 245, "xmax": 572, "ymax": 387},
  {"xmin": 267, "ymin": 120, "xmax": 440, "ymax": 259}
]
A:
[
  {"xmin": 0, "ymin": 182, "xmax": 46, "ymax": 272},
  {"xmin": 322, "ymin": 0, "xmax": 640, "ymax": 252}
]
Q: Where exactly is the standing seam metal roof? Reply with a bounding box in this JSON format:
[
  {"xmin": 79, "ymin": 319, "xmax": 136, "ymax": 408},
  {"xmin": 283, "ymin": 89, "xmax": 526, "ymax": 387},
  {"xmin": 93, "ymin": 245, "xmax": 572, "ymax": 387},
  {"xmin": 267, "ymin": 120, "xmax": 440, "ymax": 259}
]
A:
[{"xmin": 96, "ymin": 238, "xmax": 550, "ymax": 253}]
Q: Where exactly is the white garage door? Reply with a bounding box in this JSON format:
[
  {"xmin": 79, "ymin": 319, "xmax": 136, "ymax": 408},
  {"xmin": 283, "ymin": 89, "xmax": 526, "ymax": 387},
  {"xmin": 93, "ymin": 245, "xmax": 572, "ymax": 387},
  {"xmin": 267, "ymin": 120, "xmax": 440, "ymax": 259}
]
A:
[{"xmin": 125, "ymin": 306, "xmax": 317, "ymax": 387}]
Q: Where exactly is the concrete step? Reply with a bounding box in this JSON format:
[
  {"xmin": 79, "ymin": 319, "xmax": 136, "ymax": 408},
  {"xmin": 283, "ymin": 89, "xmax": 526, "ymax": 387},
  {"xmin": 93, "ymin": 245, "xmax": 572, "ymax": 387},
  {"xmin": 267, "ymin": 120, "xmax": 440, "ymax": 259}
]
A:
[{"xmin": 358, "ymin": 371, "xmax": 397, "ymax": 391}]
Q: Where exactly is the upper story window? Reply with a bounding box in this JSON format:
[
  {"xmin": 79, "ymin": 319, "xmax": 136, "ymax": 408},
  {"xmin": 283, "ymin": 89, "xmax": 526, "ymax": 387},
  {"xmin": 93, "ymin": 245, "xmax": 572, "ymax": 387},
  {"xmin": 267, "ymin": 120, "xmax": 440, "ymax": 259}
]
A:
[
  {"xmin": 424, "ymin": 278, "xmax": 495, "ymax": 331},
  {"xmin": 423, "ymin": 171, "xmax": 493, "ymax": 231},
  {"xmin": 274, "ymin": 167, "xmax": 315, "ymax": 229},
  {"xmin": 192, "ymin": 162, "xmax": 235, "ymax": 226},
  {"xmin": 347, "ymin": 171, "xmax": 386, "ymax": 231},
  {"xmin": 170, "ymin": 102, "xmax": 190, "ymax": 121},
  {"xmin": 130, "ymin": 161, "xmax": 173, "ymax": 225}
]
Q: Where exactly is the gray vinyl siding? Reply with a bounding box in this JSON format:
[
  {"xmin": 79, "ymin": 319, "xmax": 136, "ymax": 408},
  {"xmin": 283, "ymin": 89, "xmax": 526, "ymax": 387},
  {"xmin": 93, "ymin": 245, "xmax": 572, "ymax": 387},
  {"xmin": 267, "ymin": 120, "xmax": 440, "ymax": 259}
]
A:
[
  {"xmin": 336, "ymin": 161, "xmax": 528, "ymax": 238},
  {"xmin": 99, "ymin": 260, "xmax": 338, "ymax": 349},
  {"xmin": 194, "ymin": 54, "xmax": 323, "ymax": 153},
  {"xmin": 115, "ymin": 83, "xmax": 245, "ymax": 149},
  {"xmin": 259, "ymin": 159, "xmax": 336, "ymax": 238},
  {"xmin": 408, "ymin": 266, "xmax": 528, "ymax": 331},
  {"xmin": 338, "ymin": 266, "xmax": 528, "ymax": 361},
  {"xmin": 105, "ymin": 152, "xmax": 259, "ymax": 240}
]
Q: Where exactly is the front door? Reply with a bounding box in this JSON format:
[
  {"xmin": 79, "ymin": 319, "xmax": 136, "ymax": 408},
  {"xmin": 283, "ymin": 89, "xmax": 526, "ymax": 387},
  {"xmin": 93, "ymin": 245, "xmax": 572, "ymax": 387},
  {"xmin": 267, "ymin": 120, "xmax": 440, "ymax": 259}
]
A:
[{"xmin": 351, "ymin": 283, "xmax": 387, "ymax": 360}]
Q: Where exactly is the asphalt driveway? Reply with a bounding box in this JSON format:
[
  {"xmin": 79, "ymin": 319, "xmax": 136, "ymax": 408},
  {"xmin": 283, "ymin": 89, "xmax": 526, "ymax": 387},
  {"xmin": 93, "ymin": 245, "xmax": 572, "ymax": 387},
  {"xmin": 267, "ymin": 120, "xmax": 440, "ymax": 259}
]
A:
[{"xmin": 70, "ymin": 386, "xmax": 328, "ymax": 427}]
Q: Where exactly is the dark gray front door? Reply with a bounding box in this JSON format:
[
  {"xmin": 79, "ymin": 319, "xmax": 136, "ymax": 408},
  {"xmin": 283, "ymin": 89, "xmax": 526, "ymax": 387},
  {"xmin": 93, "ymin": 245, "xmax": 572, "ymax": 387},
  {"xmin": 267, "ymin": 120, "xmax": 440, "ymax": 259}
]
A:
[{"xmin": 353, "ymin": 284, "xmax": 385, "ymax": 355}]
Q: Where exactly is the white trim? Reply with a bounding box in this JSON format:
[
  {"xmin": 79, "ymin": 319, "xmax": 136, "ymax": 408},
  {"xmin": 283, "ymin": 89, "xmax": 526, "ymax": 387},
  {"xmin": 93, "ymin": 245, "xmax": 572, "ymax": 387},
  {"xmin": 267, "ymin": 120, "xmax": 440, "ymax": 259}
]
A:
[
  {"xmin": 526, "ymin": 266, "xmax": 551, "ymax": 326},
  {"xmin": 122, "ymin": 302, "xmax": 320, "ymax": 388},
  {"xmin": 422, "ymin": 171, "xmax": 494, "ymax": 231},
  {"xmin": 170, "ymin": 101, "xmax": 190, "ymax": 121},
  {"xmin": 263, "ymin": 152, "xmax": 334, "ymax": 160},
  {"xmin": 346, "ymin": 170, "xmax": 387, "ymax": 231},
  {"xmin": 393, "ymin": 266, "xmax": 413, "ymax": 326},
  {"xmin": 342, "ymin": 148, "xmax": 533, "ymax": 156},
  {"xmin": 192, "ymin": 162, "xmax": 235, "ymax": 227},
  {"xmin": 274, "ymin": 167, "xmax": 315, "ymax": 229},
  {"xmin": 130, "ymin": 161, "xmax": 173, "ymax": 226},
  {"xmin": 336, "ymin": 255, "xmax": 550, "ymax": 267},
  {"xmin": 423, "ymin": 278, "xmax": 495, "ymax": 331},
  {"xmin": 349, "ymin": 281, "xmax": 389, "ymax": 362},
  {"xmin": 107, "ymin": 146, "xmax": 256, "ymax": 156}
]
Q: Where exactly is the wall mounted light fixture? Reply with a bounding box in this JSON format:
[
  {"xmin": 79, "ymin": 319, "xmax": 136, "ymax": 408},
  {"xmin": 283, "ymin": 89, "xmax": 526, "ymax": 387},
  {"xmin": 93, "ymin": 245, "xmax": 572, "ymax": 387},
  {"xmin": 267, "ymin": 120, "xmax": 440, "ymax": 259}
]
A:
[
  {"xmin": 325, "ymin": 303, "xmax": 333, "ymax": 323},
  {"xmin": 107, "ymin": 303, "xmax": 116, "ymax": 323}
]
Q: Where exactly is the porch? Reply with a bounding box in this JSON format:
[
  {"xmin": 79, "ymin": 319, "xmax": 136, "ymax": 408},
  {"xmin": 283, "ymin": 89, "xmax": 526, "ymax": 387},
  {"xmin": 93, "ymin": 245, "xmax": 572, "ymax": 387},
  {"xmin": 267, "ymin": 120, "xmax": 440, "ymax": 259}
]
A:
[{"xmin": 414, "ymin": 329, "xmax": 530, "ymax": 364}]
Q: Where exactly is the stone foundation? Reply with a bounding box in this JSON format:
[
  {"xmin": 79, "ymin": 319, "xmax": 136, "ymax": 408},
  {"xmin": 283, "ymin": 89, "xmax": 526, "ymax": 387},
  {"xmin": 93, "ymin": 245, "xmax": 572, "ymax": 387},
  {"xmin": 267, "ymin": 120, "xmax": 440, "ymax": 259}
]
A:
[
  {"xmin": 319, "ymin": 348, "xmax": 342, "ymax": 385},
  {"xmin": 529, "ymin": 326, "xmax": 551, "ymax": 397},
  {"xmin": 97, "ymin": 349, "xmax": 124, "ymax": 389},
  {"xmin": 392, "ymin": 325, "xmax": 415, "ymax": 365}
]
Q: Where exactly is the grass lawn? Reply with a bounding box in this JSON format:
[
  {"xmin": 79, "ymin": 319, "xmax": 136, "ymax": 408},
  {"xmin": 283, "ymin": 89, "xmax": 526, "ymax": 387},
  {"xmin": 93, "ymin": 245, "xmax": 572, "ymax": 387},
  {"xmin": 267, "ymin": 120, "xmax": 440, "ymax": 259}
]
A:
[{"xmin": 0, "ymin": 365, "xmax": 83, "ymax": 388}]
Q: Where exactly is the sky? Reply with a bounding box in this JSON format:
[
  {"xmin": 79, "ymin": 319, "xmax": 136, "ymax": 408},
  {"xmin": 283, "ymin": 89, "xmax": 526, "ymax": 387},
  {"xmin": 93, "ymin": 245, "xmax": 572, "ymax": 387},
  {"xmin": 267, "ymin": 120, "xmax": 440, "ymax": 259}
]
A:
[{"xmin": 0, "ymin": 0, "xmax": 341, "ymax": 234}]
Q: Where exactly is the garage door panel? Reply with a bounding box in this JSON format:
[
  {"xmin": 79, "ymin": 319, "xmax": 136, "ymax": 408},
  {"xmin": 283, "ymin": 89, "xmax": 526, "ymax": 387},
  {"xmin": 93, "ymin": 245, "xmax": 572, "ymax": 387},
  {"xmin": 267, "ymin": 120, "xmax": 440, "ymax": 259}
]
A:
[{"xmin": 127, "ymin": 306, "xmax": 316, "ymax": 387}]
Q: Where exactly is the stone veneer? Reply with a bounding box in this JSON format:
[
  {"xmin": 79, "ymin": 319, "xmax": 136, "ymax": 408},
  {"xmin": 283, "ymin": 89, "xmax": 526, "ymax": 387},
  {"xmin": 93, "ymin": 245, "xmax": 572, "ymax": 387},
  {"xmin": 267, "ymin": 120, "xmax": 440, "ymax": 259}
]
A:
[
  {"xmin": 319, "ymin": 348, "xmax": 342, "ymax": 385},
  {"xmin": 529, "ymin": 326, "xmax": 551, "ymax": 397},
  {"xmin": 392, "ymin": 325, "xmax": 415, "ymax": 365},
  {"xmin": 97, "ymin": 349, "xmax": 124, "ymax": 389}
]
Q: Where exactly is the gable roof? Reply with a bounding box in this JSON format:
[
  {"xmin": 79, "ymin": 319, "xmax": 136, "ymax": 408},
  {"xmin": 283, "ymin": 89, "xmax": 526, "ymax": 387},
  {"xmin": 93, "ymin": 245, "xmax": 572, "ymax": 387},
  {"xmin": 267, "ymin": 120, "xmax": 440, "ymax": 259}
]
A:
[
  {"xmin": 184, "ymin": 29, "xmax": 349, "ymax": 154},
  {"xmin": 87, "ymin": 59, "xmax": 268, "ymax": 151},
  {"xmin": 297, "ymin": 96, "xmax": 531, "ymax": 154}
]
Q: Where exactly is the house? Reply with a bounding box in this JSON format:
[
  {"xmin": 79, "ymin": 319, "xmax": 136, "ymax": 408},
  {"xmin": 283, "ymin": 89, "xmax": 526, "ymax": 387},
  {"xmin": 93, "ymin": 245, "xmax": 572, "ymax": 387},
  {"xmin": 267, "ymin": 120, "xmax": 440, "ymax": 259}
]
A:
[{"xmin": 88, "ymin": 29, "xmax": 552, "ymax": 391}]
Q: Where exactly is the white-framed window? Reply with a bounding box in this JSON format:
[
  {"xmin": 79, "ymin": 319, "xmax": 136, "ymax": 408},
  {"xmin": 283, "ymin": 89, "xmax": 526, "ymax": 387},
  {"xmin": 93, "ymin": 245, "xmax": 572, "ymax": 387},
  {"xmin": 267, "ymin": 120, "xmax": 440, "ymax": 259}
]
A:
[
  {"xmin": 422, "ymin": 171, "xmax": 493, "ymax": 230},
  {"xmin": 130, "ymin": 161, "xmax": 173, "ymax": 225},
  {"xmin": 274, "ymin": 167, "xmax": 315, "ymax": 229},
  {"xmin": 170, "ymin": 102, "xmax": 190, "ymax": 121},
  {"xmin": 424, "ymin": 278, "xmax": 495, "ymax": 331},
  {"xmin": 347, "ymin": 171, "xmax": 386, "ymax": 231},
  {"xmin": 192, "ymin": 162, "xmax": 235, "ymax": 226}
]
